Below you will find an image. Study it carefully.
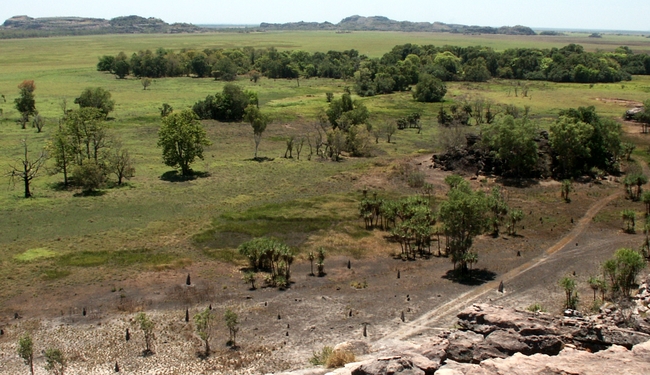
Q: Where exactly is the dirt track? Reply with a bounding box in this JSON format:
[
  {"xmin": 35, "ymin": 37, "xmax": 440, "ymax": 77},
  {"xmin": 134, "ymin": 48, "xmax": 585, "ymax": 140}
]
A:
[{"xmin": 380, "ymin": 189, "xmax": 626, "ymax": 342}]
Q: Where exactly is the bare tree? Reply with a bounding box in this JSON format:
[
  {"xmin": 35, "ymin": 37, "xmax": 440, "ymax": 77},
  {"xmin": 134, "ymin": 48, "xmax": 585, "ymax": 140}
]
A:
[
  {"xmin": 32, "ymin": 114, "xmax": 45, "ymax": 133},
  {"xmin": 8, "ymin": 139, "xmax": 47, "ymax": 198},
  {"xmin": 295, "ymin": 136, "xmax": 305, "ymax": 160},
  {"xmin": 384, "ymin": 122, "xmax": 397, "ymax": 143},
  {"xmin": 107, "ymin": 144, "xmax": 135, "ymax": 185}
]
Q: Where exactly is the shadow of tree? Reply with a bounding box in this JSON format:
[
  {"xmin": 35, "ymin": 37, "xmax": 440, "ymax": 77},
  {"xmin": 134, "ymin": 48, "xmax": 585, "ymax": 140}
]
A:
[
  {"xmin": 73, "ymin": 189, "xmax": 107, "ymax": 198},
  {"xmin": 442, "ymin": 268, "xmax": 497, "ymax": 286},
  {"xmin": 497, "ymin": 177, "xmax": 540, "ymax": 188},
  {"xmin": 160, "ymin": 170, "xmax": 210, "ymax": 182},
  {"xmin": 246, "ymin": 157, "xmax": 275, "ymax": 163}
]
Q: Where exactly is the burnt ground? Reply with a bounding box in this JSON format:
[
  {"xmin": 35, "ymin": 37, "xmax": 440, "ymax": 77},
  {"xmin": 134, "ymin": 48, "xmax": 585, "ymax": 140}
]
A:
[{"xmin": 0, "ymin": 155, "xmax": 647, "ymax": 374}]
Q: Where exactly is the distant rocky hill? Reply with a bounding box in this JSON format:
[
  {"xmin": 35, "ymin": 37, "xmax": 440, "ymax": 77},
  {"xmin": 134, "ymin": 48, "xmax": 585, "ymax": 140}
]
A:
[
  {"xmin": 260, "ymin": 15, "xmax": 536, "ymax": 35},
  {"xmin": 0, "ymin": 15, "xmax": 201, "ymax": 38}
]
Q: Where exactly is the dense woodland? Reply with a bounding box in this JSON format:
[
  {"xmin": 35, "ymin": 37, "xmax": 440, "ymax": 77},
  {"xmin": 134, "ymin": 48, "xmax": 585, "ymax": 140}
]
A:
[{"xmin": 98, "ymin": 43, "xmax": 650, "ymax": 100}]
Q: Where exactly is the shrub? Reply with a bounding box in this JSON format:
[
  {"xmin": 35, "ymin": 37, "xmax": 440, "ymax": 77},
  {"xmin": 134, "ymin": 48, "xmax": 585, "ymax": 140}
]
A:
[
  {"xmin": 309, "ymin": 346, "xmax": 333, "ymax": 366},
  {"xmin": 326, "ymin": 349, "xmax": 355, "ymax": 368}
]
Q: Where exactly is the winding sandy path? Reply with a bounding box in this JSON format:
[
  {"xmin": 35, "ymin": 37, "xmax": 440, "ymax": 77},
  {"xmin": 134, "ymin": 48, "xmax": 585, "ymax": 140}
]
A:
[{"xmin": 380, "ymin": 188, "xmax": 623, "ymax": 341}]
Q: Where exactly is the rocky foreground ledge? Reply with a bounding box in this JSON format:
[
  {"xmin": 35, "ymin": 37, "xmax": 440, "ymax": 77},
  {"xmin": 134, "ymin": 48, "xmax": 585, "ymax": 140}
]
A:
[{"xmin": 275, "ymin": 303, "xmax": 650, "ymax": 375}]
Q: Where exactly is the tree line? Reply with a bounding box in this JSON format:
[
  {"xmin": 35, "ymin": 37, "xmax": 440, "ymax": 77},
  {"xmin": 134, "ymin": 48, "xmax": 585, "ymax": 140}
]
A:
[{"xmin": 97, "ymin": 43, "xmax": 650, "ymax": 92}]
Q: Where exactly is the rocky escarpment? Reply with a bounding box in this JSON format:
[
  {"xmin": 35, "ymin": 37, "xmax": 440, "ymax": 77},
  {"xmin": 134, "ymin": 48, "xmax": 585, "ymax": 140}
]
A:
[
  {"xmin": 276, "ymin": 302, "xmax": 650, "ymax": 375},
  {"xmin": 1, "ymin": 15, "xmax": 201, "ymax": 37}
]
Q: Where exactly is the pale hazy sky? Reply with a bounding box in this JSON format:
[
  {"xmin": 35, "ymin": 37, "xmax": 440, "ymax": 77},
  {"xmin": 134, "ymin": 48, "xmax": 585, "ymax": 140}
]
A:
[{"xmin": 2, "ymin": 0, "xmax": 649, "ymax": 31}]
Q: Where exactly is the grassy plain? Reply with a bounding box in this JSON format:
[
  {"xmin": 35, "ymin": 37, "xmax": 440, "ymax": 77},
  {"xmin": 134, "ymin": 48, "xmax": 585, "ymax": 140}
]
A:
[{"xmin": 1, "ymin": 30, "xmax": 650, "ymax": 304}]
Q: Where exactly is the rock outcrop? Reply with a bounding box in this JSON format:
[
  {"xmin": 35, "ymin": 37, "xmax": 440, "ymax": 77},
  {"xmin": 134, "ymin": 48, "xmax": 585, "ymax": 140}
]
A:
[
  {"xmin": 278, "ymin": 302, "xmax": 650, "ymax": 375},
  {"xmin": 432, "ymin": 132, "xmax": 552, "ymax": 178}
]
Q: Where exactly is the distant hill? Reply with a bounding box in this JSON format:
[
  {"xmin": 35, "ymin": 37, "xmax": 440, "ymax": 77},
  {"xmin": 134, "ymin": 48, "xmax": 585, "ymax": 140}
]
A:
[
  {"xmin": 1, "ymin": 14, "xmax": 536, "ymax": 39},
  {"xmin": 260, "ymin": 15, "xmax": 536, "ymax": 35},
  {"xmin": 0, "ymin": 15, "xmax": 202, "ymax": 38}
]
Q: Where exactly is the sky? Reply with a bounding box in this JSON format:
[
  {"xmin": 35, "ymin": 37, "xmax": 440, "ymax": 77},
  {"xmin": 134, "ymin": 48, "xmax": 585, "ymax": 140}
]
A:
[{"xmin": 1, "ymin": 0, "xmax": 649, "ymax": 31}]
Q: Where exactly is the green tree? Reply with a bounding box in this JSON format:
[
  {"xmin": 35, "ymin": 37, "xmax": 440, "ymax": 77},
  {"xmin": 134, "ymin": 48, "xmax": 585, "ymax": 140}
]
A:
[
  {"xmin": 192, "ymin": 84, "xmax": 256, "ymax": 122},
  {"xmin": 621, "ymin": 209, "xmax": 636, "ymax": 233},
  {"xmin": 507, "ymin": 209, "xmax": 524, "ymax": 235},
  {"xmin": 487, "ymin": 187, "xmax": 509, "ymax": 236},
  {"xmin": 157, "ymin": 109, "xmax": 211, "ymax": 176},
  {"xmin": 244, "ymin": 105, "xmax": 269, "ymax": 159},
  {"xmin": 212, "ymin": 57, "xmax": 238, "ymax": 81},
  {"xmin": 8, "ymin": 139, "xmax": 47, "ymax": 198},
  {"xmin": 550, "ymin": 116, "xmax": 593, "ymax": 177},
  {"xmin": 438, "ymin": 176, "xmax": 489, "ymax": 272},
  {"xmin": 325, "ymin": 92, "xmax": 369, "ymax": 131},
  {"xmin": 17, "ymin": 333, "xmax": 34, "ymax": 375},
  {"xmin": 15, "ymin": 80, "xmax": 37, "ymax": 128},
  {"xmin": 71, "ymin": 160, "xmax": 106, "ymax": 192},
  {"xmin": 135, "ymin": 312, "xmax": 155, "ymax": 355},
  {"xmin": 603, "ymin": 248, "xmax": 646, "ymax": 298},
  {"xmin": 64, "ymin": 108, "xmax": 108, "ymax": 165},
  {"xmin": 194, "ymin": 307, "xmax": 214, "ymax": 357},
  {"xmin": 44, "ymin": 348, "xmax": 66, "ymax": 375},
  {"xmin": 159, "ymin": 103, "xmax": 173, "ymax": 118},
  {"xmin": 587, "ymin": 276, "xmax": 606, "ymax": 302},
  {"xmin": 224, "ymin": 308, "xmax": 240, "ymax": 347},
  {"xmin": 141, "ymin": 78, "xmax": 152, "ymax": 90},
  {"xmin": 559, "ymin": 276, "xmax": 578, "ymax": 310},
  {"xmin": 48, "ymin": 124, "xmax": 74, "ymax": 187},
  {"xmin": 482, "ymin": 115, "xmax": 539, "ymax": 177},
  {"xmin": 412, "ymin": 73, "xmax": 447, "ymax": 103},
  {"xmin": 74, "ymin": 87, "xmax": 115, "ymax": 117}
]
